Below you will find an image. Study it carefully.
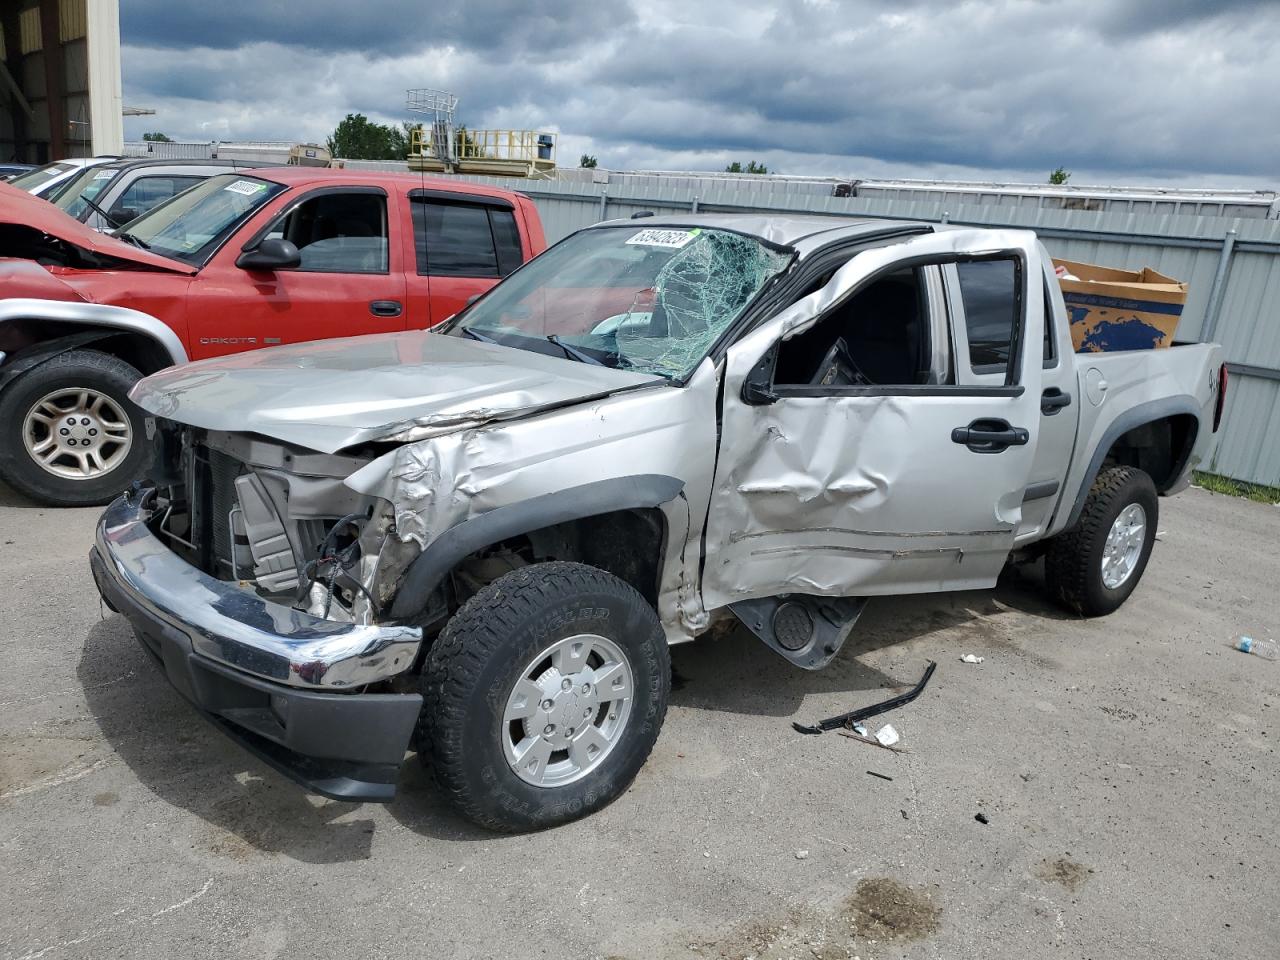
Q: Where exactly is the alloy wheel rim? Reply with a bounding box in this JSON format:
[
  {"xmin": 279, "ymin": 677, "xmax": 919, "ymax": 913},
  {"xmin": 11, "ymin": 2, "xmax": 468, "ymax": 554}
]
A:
[
  {"xmin": 22, "ymin": 388, "xmax": 132, "ymax": 481},
  {"xmin": 1101, "ymin": 502, "xmax": 1147, "ymax": 589},
  {"xmin": 502, "ymin": 632, "xmax": 634, "ymax": 787}
]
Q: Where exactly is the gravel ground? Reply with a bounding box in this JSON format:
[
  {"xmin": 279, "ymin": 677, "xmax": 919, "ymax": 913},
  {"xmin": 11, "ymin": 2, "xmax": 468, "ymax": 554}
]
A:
[{"xmin": 1, "ymin": 482, "xmax": 1277, "ymax": 960}]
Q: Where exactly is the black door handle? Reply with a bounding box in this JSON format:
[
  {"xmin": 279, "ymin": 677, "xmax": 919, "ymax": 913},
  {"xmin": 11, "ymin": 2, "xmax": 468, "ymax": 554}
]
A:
[
  {"xmin": 370, "ymin": 299, "xmax": 402, "ymax": 318},
  {"xmin": 1041, "ymin": 387, "xmax": 1072, "ymax": 415},
  {"xmin": 951, "ymin": 418, "xmax": 1030, "ymax": 453}
]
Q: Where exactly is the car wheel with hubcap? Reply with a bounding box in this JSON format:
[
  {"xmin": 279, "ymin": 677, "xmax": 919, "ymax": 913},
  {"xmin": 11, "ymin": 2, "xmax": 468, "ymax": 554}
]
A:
[
  {"xmin": 418, "ymin": 560, "xmax": 670, "ymax": 832},
  {"xmin": 1045, "ymin": 465, "xmax": 1158, "ymax": 616},
  {"xmin": 0, "ymin": 349, "xmax": 149, "ymax": 507}
]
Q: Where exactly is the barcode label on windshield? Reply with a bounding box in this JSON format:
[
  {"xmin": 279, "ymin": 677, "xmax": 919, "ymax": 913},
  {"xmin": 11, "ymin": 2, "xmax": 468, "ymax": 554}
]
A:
[
  {"xmin": 626, "ymin": 228, "xmax": 698, "ymax": 248},
  {"xmin": 224, "ymin": 180, "xmax": 266, "ymax": 196},
  {"xmin": 93, "ymin": 170, "xmax": 116, "ymax": 180}
]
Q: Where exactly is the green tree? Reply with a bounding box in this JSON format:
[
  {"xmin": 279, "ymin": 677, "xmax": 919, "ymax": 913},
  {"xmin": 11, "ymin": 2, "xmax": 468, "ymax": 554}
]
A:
[
  {"xmin": 1049, "ymin": 166, "xmax": 1071, "ymax": 185},
  {"xmin": 579, "ymin": 154, "xmax": 598, "ymax": 168},
  {"xmin": 726, "ymin": 159, "xmax": 769, "ymax": 175},
  {"xmin": 325, "ymin": 113, "xmax": 407, "ymax": 160},
  {"xmin": 141, "ymin": 131, "xmax": 172, "ymax": 142}
]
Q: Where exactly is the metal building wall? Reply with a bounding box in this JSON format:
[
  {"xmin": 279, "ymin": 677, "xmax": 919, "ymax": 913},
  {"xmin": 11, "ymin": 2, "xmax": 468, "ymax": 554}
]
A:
[{"xmin": 444, "ymin": 172, "xmax": 1280, "ymax": 488}]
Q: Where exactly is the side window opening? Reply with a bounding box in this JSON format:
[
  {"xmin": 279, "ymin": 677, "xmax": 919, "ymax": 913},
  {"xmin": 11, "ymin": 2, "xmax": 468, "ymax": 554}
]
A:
[
  {"xmin": 412, "ymin": 199, "xmax": 522, "ymax": 278},
  {"xmin": 774, "ymin": 267, "xmax": 933, "ymax": 387},
  {"xmin": 270, "ymin": 192, "xmax": 389, "ymax": 273},
  {"xmin": 1042, "ymin": 279, "xmax": 1058, "ymax": 369},
  {"xmin": 956, "ymin": 259, "xmax": 1019, "ymax": 376}
]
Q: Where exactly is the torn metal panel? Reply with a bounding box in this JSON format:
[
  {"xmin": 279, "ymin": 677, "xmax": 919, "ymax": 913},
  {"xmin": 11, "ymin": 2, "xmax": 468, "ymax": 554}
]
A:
[
  {"xmin": 344, "ymin": 358, "xmax": 724, "ymax": 643},
  {"xmin": 701, "ymin": 229, "xmax": 1046, "ymax": 610},
  {"xmin": 129, "ymin": 330, "xmax": 664, "ymax": 454}
]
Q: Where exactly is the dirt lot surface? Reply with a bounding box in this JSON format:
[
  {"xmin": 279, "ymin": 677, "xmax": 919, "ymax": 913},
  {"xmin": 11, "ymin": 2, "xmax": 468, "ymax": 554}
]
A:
[{"xmin": 1, "ymin": 482, "xmax": 1276, "ymax": 959}]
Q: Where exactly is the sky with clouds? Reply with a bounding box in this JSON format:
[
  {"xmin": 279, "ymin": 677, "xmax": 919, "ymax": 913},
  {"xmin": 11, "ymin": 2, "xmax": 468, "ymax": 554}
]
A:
[{"xmin": 120, "ymin": 0, "xmax": 1280, "ymax": 188}]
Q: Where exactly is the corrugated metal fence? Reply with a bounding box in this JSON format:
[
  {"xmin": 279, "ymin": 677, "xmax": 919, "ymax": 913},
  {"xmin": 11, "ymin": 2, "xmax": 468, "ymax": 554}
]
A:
[{"xmin": 422, "ymin": 172, "xmax": 1277, "ymax": 488}]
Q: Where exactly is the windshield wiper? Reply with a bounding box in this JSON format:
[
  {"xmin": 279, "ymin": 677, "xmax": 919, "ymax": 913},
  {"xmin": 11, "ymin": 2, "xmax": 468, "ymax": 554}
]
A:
[
  {"xmin": 460, "ymin": 327, "xmax": 499, "ymax": 344},
  {"xmin": 115, "ymin": 231, "xmax": 152, "ymax": 250},
  {"xmin": 80, "ymin": 195, "xmax": 123, "ymax": 230},
  {"xmin": 546, "ymin": 334, "xmax": 608, "ymax": 367}
]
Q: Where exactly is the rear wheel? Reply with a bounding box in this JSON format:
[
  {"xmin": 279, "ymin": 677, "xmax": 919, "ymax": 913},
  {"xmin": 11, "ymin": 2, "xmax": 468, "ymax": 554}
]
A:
[
  {"xmin": 0, "ymin": 349, "xmax": 149, "ymax": 506},
  {"xmin": 417, "ymin": 561, "xmax": 670, "ymax": 832},
  {"xmin": 1045, "ymin": 465, "xmax": 1158, "ymax": 616}
]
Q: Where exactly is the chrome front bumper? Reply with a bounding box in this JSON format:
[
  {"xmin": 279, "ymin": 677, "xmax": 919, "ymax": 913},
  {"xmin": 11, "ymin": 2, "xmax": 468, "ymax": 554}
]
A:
[{"xmin": 92, "ymin": 488, "xmax": 423, "ymax": 689}]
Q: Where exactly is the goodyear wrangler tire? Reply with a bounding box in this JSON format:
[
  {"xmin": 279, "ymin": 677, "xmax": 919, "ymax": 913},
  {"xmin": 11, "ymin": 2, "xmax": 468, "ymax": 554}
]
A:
[
  {"xmin": 417, "ymin": 561, "xmax": 670, "ymax": 832},
  {"xmin": 1045, "ymin": 465, "xmax": 1158, "ymax": 616}
]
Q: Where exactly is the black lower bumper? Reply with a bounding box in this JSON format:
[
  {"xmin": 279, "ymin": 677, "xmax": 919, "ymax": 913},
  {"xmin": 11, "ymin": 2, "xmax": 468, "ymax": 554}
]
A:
[{"xmin": 90, "ymin": 546, "xmax": 421, "ymax": 802}]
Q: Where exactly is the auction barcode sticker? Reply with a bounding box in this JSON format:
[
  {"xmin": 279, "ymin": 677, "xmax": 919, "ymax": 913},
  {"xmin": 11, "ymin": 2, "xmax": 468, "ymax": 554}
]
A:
[
  {"xmin": 93, "ymin": 170, "xmax": 116, "ymax": 180},
  {"xmin": 626, "ymin": 228, "xmax": 699, "ymax": 248},
  {"xmin": 224, "ymin": 180, "xmax": 266, "ymax": 196}
]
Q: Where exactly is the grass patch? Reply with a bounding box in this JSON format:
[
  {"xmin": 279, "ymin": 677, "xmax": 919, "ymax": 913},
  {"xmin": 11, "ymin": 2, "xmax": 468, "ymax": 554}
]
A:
[{"xmin": 1193, "ymin": 471, "xmax": 1280, "ymax": 504}]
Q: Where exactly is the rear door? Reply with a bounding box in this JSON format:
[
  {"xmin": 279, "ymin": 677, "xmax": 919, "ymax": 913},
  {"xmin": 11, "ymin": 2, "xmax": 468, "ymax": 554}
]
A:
[
  {"xmin": 185, "ymin": 185, "xmax": 408, "ymax": 359},
  {"xmin": 702, "ymin": 229, "xmax": 1046, "ymax": 609},
  {"xmin": 406, "ymin": 189, "xmax": 526, "ymax": 326}
]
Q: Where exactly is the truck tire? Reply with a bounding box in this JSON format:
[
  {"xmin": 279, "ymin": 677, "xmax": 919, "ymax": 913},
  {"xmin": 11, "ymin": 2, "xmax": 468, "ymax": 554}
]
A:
[
  {"xmin": 1045, "ymin": 466, "xmax": 1158, "ymax": 616},
  {"xmin": 0, "ymin": 349, "xmax": 150, "ymax": 507},
  {"xmin": 418, "ymin": 561, "xmax": 670, "ymax": 832}
]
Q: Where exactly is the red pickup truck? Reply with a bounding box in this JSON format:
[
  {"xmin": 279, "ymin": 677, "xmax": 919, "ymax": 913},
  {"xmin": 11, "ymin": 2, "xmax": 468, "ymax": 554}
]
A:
[{"xmin": 0, "ymin": 169, "xmax": 546, "ymax": 505}]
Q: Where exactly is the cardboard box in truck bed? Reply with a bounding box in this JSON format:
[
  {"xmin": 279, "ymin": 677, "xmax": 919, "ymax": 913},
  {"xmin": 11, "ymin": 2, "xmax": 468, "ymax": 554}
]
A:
[{"xmin": 1053, "ymin": 258, "xmax": 1188, "ymax": 352}]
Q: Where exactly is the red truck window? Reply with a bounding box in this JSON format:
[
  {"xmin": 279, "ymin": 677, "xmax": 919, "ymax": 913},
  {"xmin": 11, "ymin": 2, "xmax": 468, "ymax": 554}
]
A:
[
  {"xmin": 411, "ymin": 199, "xmax": 522, "ymax": 278},
  {"xmin": 266, "ymin": 192, "xmax": 389, "ymax": 274}
]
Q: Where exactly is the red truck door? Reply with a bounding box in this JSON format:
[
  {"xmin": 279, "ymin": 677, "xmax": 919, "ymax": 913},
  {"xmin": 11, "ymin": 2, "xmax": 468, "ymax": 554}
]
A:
[
  {"xmin": 185, "ymin": 185, "xmax": 408, "ymax": 359},
  {"xmin": 402, "ymin": 188, "xmax": 528, "ymax": 328}
]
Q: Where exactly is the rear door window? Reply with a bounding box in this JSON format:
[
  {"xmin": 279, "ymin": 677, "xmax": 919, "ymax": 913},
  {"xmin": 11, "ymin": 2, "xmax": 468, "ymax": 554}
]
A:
[{"xmin": 411, "ymin": 198, "xmax": 522, "ymax": 277}]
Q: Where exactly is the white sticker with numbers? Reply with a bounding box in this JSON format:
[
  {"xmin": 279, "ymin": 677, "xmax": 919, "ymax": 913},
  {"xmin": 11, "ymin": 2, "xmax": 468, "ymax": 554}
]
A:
[
  {"xmin": 625, "ymin": 228, "xmax": 699, "ymax": 248},
  {"xmin": 223, "ymin": 179, "xmax": 266, "ymax": 196}
]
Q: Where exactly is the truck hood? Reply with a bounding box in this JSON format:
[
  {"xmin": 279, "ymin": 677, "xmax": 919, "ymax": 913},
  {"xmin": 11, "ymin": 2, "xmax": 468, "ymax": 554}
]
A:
[
  {"xmin": 0, "ymin": 181, "xmax": 194, "ymax": 275},
  {"xmin": 130, "ymin": 330, "xmax": 666, "ymax": 454}
]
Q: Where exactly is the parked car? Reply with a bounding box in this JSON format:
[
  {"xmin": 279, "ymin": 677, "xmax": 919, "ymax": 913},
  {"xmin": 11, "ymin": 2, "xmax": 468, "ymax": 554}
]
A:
[
  {"xmin": 0, "ymin": 162, "xmax": 36, "ymax": 180},
  {"xmin": 50, "ymin": 158, "xmax": 273, "ymax": 232},
  {"xmin": 89, "ymin": 215, "xmax": 1227, "ymax": 830},
  {"xmin": 0, "ymin": 169, "xmax": 546, "ymax": 505},
  {"xmin": 7, "ymin": 156, "xmax": 118, "ymax": 198}
]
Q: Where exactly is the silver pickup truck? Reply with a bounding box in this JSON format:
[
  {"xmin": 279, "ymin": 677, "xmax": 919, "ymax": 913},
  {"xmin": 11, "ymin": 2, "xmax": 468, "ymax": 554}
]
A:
[{"xmin": 89, "ymin": 215, "xmax": 1226, "ymax": 831}]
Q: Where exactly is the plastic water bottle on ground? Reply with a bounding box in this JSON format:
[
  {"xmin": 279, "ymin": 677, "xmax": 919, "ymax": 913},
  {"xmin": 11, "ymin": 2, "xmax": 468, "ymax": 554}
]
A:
[{"xmin": 1235, "ymin": 635, "xmax": 1279, "ymax": 660}]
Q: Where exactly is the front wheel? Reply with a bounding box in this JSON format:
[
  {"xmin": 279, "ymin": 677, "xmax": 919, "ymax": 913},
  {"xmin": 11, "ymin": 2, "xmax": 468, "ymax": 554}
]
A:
[
  {"xmin": 1045, "ymin": 465, "xmax": 1158, "ymax": 616},
  {"xmin": 0, "ymin": 349, "xmax": 149, "ymax": 506},
  {"xmin": 417, "ymin": 561, "xmax": 670, "ymax": 832}
]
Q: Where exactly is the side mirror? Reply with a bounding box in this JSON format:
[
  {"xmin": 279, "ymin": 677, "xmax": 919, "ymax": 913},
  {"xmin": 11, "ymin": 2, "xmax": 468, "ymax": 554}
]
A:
[
  {"xmin": 740, "ymin": 345, "xmax": 779, "ymax": 405},
  {"xmin": 109, "ymin": 206, "xmax": 137, "ymax": 225},
  {"xmin": 236, "ymin": 237, "xmax": 301, "ymax": 271}
]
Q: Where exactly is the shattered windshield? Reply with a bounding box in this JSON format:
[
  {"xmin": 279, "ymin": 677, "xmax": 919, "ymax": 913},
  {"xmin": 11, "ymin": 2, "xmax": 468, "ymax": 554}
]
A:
[
  {"xmin": 449, "ymin": 225, "xmax": 793, "ymax": 379},
  {"xmin": 116, "ymin": 174, "xmax": 286, "ymax": 266}
]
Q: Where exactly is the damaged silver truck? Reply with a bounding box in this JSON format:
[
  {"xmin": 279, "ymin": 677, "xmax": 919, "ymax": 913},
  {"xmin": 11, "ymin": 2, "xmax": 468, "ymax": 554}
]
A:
[{"xmin": 89, "ymin": 215, "xmax": 1227, "ymax": 830}]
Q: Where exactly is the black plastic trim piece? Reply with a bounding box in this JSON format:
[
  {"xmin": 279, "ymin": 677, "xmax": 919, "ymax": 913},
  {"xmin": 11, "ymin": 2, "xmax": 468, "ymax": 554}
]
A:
[
  {"xmin": 1022, "ymin": 480, "xmax": 1060, "ymax": 502},
  {"xmin": 793, "ymin": 660, "xmax": 937, "ymax": 734},
  {"xmin": 388, "ymin": 474, "xmax": 685, "ymax": 619},
  {"xmin": 407, "ymin": 187, "xmax": 516, "ymax": 209}
]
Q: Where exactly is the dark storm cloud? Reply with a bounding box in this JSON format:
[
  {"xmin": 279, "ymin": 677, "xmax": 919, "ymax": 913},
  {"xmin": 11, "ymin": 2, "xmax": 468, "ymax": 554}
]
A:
[
  {"xmin": 120, "ymin": 0, "xmax": 1280, "ymax": 184},
  {"xmin": 120, "ymin": 0, "xmax": 631, "ymax": 54}
]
